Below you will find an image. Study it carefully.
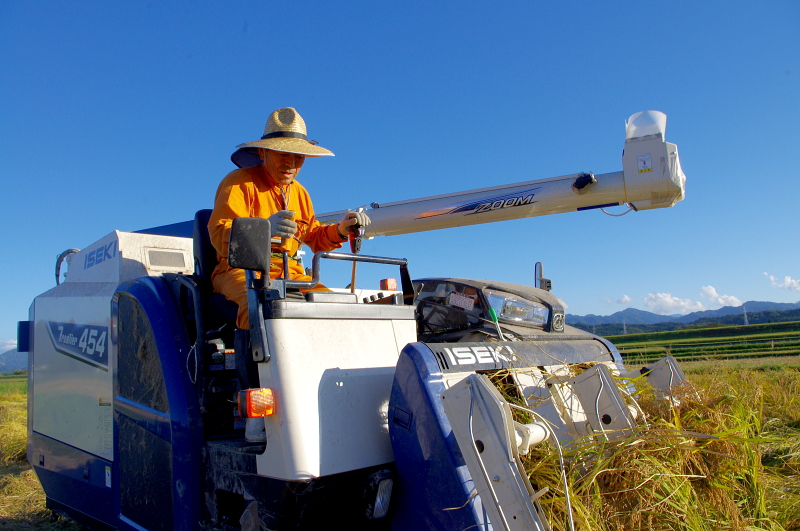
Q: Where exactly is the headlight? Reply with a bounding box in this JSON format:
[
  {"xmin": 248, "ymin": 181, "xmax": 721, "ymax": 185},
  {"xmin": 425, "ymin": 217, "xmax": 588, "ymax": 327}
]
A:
[{"xmin": 485, "ymin": 290, "xmax": 549, "ymax": 327}]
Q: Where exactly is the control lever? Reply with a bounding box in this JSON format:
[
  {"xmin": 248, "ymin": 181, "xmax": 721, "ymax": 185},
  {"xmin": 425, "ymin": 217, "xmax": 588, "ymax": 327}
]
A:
[{"xmin": 349, "ymin": 222, "xmax": 364, "ymax": 294}]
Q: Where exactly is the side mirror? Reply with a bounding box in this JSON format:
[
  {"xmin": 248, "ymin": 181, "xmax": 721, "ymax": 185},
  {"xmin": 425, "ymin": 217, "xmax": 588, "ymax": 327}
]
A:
[{"xmin": 228, "ymin": 217, "xmax": 272, "ymax": 273}]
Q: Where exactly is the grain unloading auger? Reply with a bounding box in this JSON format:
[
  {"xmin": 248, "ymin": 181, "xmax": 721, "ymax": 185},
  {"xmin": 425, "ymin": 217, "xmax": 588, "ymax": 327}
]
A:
[
  {"xmin": 20, "ymin": 111, "xmax": 687, "ymax": 530},
  {"xmin": 316, "ymin": 109, "xmax": 685, "ymax": 237}
]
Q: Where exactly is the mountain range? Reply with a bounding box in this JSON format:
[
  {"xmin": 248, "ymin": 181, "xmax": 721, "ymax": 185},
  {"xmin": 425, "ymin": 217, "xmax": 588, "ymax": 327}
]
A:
[
  {"xmin": 0, "ymin": 348, "xmax": 26, "ymax": 374},
  {"xmin": 568, "ymin": 300, "xmax": 800, "ymax": 325}
]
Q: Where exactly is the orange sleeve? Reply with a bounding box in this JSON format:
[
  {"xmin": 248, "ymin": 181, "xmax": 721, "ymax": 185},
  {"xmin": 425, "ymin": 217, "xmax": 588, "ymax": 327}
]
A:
[{"xmin": 208, "ymin": 170, "xmax": 253, "ymax": 264}]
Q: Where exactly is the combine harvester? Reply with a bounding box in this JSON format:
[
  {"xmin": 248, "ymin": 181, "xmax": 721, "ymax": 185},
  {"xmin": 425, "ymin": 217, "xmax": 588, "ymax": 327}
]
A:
[{"xmin": 20, "ymin": 111, "xmax": 688, "ymax": 530}]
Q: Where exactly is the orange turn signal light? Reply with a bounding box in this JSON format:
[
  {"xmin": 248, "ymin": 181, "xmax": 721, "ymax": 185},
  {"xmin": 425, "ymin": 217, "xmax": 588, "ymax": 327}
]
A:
[{"xmin": 237, "ymin": 388, "xmax": 275, "ymax": 418}]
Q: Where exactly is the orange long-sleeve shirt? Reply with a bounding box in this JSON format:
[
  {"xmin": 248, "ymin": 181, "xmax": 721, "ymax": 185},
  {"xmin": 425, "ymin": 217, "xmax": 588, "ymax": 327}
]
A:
[{"xmin": 208, "ymin": 165, "xmax": 346, "ymax": 328}]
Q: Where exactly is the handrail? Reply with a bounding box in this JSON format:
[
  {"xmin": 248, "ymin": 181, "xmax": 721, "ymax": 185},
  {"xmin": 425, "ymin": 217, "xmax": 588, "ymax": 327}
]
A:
[{"xmin": 281, "ymin": 251, "xmax": 409, "ymax": 293}]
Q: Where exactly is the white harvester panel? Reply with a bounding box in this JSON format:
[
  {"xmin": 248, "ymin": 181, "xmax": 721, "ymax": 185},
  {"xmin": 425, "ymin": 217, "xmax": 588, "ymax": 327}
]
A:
[
  {"xmin": 30, "ymin": 231, "xmax": 193, "ymax": 460},
  {"xmin": 255, "ymin": 314, "xmax": 417, "ymax": 480},
  {"xmin": 64, "ymin": 230, "xmax": 193, "ymax": 283},
  {"xmin": 32, "ymin": 284, "xmax": 118, "ymax": 459}
]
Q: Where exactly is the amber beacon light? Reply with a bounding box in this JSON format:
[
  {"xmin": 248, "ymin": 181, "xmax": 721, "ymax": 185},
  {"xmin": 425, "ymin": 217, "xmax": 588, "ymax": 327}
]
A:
[{"xmin": 238, "ymin": 388, "xmax": 275, "ymax": 418}]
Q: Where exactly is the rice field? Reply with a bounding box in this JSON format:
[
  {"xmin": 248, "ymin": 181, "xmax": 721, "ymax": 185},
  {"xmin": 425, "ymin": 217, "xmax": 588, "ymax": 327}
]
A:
[
  {"xmin": 494, "ymin": 361, "xmax": 800, "ymax": 531},
  {"xmin": 0, "ymin": 373, "xmax": 27, "ymax": 396},
  {"xmin": 2, "ymin": 361, "xmax": 799, "ymax": 530},
  {"xmin": 610, "ymin": 321, "xmax": 800, "ymax": 365}
]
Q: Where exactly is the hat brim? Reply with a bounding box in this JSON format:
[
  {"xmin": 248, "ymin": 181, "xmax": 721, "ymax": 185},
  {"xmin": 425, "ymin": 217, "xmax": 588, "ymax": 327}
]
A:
[
  {"xmin": 240, "ymin": 137, "xmax": 334, "ymax": 156},
  {"xmin": 231, "ymin": 138, "xmax": 334, "ymax": 168}
]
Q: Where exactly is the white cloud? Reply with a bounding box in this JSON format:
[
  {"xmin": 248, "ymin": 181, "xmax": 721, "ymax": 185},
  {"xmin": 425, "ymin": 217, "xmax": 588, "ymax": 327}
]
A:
[
  {"xmin": 700, "ymin": 285, "xmax": 742, "ymax": 307},
  {"xmin": 644, "ymin": 293, "xmax": 706, "ymax": 315},
  {"xmin": 617, "ymin": 294, "xmax": 632, "ymax": 304},
  {"xmin": 765, "ymin": 272, "xmax": 800, "ymax": 292},
  {"xmin": 605, "ymin": 299, "xmax": 612, "ymax": 306},
  {"xmin": 1, "ymin": 340, "xmax": 18, "ymax": 352}
]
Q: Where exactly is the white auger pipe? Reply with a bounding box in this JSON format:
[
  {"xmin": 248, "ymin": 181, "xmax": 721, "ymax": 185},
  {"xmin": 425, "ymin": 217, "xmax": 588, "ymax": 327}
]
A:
[{"xmin": 317, "ymin": 111, "xmax": 685, "ymax": 238}]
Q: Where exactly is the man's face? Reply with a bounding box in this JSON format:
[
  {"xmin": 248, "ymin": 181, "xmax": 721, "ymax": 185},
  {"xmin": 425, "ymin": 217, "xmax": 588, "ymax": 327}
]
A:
[{"xmin": 261, "ymin": 149, "xmax": 305, "ymax": 185}]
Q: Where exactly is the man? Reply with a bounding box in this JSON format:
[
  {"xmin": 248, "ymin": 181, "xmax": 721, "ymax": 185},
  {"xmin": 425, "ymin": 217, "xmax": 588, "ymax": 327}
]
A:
[{"xmin": 209, "ymin": 107, "xmax": 369, "ymax": 330}]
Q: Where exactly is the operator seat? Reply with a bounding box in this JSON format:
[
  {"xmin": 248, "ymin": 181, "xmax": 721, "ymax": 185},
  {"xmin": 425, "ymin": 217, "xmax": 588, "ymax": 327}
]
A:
[{"xmin": 193, "ymin": 209, "xmax": 239, "ymax": 326}]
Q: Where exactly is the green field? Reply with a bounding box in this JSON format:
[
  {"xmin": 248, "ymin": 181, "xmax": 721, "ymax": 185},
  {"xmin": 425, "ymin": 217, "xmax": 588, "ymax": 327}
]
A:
[
  {"xmin": 608, "ymin": 320, "xmax": 800, "ymax": 365},
  {"xmin": 0, "ymin": 371, "xmax": 28, "ymax": 395}
]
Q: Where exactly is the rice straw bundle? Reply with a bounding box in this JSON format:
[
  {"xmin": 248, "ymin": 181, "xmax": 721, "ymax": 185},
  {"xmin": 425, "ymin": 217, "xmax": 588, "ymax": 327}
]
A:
[{"xmin": 489, "ymin": 368, "xmax": 796, "ymax": 531}]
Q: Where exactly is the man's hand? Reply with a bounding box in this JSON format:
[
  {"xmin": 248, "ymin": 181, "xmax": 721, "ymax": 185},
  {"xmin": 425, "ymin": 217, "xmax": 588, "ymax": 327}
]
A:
[
  {"xmin": 337, "ymin": 211, "xmax": 371, "ymax": 238},
  {"xmin": 268, "ymin": 210, "xmax": 298, "ymax": 239}
]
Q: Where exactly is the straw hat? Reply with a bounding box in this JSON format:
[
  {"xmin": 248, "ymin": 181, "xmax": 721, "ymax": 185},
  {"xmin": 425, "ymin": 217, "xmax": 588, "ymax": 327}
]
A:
[{"xmin": 231, "ymin": 107, "xmax": 334, "ymax": 168}]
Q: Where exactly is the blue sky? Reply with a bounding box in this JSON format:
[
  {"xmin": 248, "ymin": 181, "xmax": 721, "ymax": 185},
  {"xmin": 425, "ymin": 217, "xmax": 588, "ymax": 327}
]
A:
[{"xmin": 1, "ymin": 1, "xmax": 798, "ymax": 349}]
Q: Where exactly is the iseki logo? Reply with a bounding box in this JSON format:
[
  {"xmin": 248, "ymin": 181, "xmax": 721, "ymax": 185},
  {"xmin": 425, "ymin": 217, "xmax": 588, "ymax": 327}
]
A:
[
  {"xmin": 84, "ymin": 241, "xmax": 117, "ymax": 270},
  {"xmin": 441, "ymin": 345, "xmax": 514, "ymax": 366}
]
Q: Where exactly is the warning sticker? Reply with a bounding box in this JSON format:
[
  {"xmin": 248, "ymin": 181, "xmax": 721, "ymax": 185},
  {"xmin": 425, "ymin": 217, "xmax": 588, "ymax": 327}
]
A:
[
  {"xmin": 637, "ymin": 153, "xmax": 653, "ymax": 173},
  {"xmin": 448, "ymin": 291, "xmax": 475, "ymax": 311},
  {"xmin": 99, "ymin": 398, "xmax": 112, "ymax": 453}
]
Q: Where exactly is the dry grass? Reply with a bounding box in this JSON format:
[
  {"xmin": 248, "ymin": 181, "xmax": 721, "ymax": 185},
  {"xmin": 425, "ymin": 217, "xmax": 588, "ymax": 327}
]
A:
[
  {"xmin": 0, "ymin": 461, "xmax": 81, "ymax": 530},
  {"xmin": 0, "ymin": 391, "xmax": 81, "ymax": 530},
  {"xmin": 2, "ymin": 366, "xmax": 798, "ymax": 530},
  {"xmin": 648, "ymin": 355, "xmax": 800, "ymax": 374},
  {"xmin": 691, "ymin": 367, "xmax": 800, "ymax": 530},
  {"xmin": 497, "ymin": 366, "xmax": 800, "ymax": 531},
  {"xmin": 0, "ymin": 393, "xmax": 27, "ymax": 463}
]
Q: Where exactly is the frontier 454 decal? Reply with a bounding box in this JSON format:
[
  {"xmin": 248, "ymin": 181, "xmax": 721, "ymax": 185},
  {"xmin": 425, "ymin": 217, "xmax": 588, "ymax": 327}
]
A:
[{"xmin": 47, "ymin": 321, "xmax": 109, "ymax": 371}]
